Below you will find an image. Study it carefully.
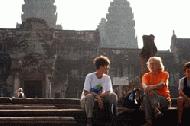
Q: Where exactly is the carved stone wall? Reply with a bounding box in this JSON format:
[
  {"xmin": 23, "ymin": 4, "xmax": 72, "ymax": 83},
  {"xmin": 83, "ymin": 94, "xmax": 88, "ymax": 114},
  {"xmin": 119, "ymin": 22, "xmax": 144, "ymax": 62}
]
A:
[
  {"xmin": 0, "ymin": 18, "xmax": 186, "ymax": 98},
  {"xmin": 0, "ymin": 18, "xmax": 55, "ymax": 97},
  {"xmin": 171, "ymin": 33, "xmax": 190, "ymax": 70},
  {"xmin": 53, "ymin": 30, "xmax": 100, "ymax": 98}
]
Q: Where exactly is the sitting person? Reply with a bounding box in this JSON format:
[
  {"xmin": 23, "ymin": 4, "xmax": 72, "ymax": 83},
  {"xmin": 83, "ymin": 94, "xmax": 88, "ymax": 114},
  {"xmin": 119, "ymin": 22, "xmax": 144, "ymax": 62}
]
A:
[
  {"xmin": 177, "ymin": 62, "xmax": 190, "ymax": 126},
  {"xmin": 123, "ymin": 88, "xmax": 142, "ymax": 109},
  {"xmin": 80, "ymin": 55, "xmax": 117, "ymax": 126},
  {"xmin": 141, "ymin": 57, "xmax": 171, "ymax": 126},
  {"xmin": 16, "ymin": 88, "xmax": 25, "ymax": 98}
]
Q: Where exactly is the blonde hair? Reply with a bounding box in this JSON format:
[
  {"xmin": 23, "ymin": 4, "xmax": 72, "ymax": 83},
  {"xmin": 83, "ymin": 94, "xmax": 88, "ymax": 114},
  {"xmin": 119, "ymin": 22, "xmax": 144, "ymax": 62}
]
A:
[{"xmin": 147, "ymin": 57, "xmax": 165, "ymax": 72}]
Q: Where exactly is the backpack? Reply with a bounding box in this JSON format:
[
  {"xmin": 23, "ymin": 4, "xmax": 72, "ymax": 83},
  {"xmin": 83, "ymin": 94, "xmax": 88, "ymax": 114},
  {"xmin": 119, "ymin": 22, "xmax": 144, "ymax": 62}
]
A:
[{"xmin": 123, "ymin": 88, "xmax": 142, "ymax": 109}]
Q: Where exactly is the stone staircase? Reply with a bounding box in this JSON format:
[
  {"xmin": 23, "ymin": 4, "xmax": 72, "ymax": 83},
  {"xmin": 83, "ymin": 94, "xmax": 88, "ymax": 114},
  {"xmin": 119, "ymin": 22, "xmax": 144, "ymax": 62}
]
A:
[
  {"xmin": 0, "ymin": 97, "xmax": 86, "ymax": 126},
  {"xmin": 0, "ymin": 97, "xmax": 189, "ymax": 126}
]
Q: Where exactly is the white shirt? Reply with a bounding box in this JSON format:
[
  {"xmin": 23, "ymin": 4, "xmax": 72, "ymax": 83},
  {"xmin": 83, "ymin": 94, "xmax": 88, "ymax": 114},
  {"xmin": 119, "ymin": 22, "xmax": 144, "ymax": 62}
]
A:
[
  {"xmin": 81, "ymin": 72, "xmax": 113, "ymax": 99},
  {"xmin": 178, "ymin": 77, "xmax": 190, "ymax": 90}
]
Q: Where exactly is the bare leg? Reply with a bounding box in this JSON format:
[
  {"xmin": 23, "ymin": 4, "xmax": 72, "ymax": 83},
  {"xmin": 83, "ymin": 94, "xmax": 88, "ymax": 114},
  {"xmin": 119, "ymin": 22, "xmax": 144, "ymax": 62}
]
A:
[{"xmin": 177, "ymin": 97, "xmax": 184, "ymax": 124}]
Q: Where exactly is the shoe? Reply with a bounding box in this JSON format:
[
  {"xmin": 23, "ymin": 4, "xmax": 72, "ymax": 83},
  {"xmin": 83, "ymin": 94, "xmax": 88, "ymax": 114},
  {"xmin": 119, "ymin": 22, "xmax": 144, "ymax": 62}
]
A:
[
  {"xmin": 142, "ymin": 122, "xmax": 152, "ymax": 126},
  {"xmin": 154, "ymin": 107, "xmax": 163, "ymax": 119},
  {"xmin": 86, "ymin": 118, "xmax": 92, "ymax": 126},
  {"xmin": 86, "ymin": 123, "xmax": 92, "ymax": 126},
  {"xmin": 142, "ymin": 120, "xmax": 152, "ymax": 126},
  {"xmin": 154, "ymin": 110, "xmax": 163, "ymax": 119},
  {"xmin": 177, "ymin": 122, "xmax": 182, "ymax": 126}
]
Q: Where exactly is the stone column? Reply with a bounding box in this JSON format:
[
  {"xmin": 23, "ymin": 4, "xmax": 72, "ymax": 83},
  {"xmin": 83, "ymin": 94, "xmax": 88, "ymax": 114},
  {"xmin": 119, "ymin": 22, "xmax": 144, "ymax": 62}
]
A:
[
  {"xmin": 13, "ymin": 72, "xmax": 20, "ymax": 97},
  {"xmin": 45, "ymin": 74, "xmax": 52, "ymax": 98}
]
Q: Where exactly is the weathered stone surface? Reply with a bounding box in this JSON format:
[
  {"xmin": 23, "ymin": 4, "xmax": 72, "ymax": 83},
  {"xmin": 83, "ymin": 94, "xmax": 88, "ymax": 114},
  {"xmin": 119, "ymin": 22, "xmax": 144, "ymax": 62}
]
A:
[
  {"xmin": 21, "ymin": 0, "xmax": 60, "ymax": 29},
  {"xmin": 98, "ymin": 0, "xmax": 138, "ymax": 48},
  {"xmin": 0, "ymin": 1, "xmax": 188, "ymax": 99}
]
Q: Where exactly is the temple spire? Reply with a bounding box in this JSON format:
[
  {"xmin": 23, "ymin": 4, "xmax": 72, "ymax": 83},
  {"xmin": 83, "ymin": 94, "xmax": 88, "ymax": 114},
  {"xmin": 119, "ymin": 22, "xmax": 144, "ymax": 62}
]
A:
[
  {"xmin": 21, "ymin": 0, "xmax": 61, "ymax": 29},
  {"xmin": 170, "ymin": 30, "xmax": 177, "ymax": 52},
  {"xmin": 98, "ymin": 0, "xmax": 138, "ymax": 48}
]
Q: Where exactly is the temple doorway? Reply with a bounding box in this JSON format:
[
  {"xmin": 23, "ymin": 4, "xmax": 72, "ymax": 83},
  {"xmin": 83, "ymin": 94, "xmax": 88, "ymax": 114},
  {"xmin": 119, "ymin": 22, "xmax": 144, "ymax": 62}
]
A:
[{"xmin": 24, "ymin": 80, "xmax": 43, "ymax": 98}]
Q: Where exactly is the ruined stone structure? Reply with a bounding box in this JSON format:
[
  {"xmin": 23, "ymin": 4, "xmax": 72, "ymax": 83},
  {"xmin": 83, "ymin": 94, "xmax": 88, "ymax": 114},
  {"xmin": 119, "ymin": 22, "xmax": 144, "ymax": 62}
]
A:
[
  {"xmin": 0, "ymin": 0, "xmax": 187, "ymax": 98},
  {"xmin": 171, "ymin": 31, "xmax": 190, "ymax": 69},
  {"xmin": 53, "ymin": 30, "xmax": 100, "ymax": 98},
  {"xmin": 0, "ymin": 18, "xmax": 142, "ymax": 98},
  {"xmin": 20, "ymin": 0, "xmax": 61, "ymax": 29},
  {"xmin": 99, "ymin": 48, "xmax": 141, "ymax": 83},
  {"xmin": 1, "ymin": 18, "xmax": 57, "ymax": 98},
  {"xmin": 0, "ymin": 45, "xmax": 11, "ymax": 97},
  {"xmin": 0, "ymin": 18, "xmax": 102, "ymax": 98},
  {"xmin": 170, "ymin": 31, "xmax": 190, "ymax": 86},
  {"xmin": 98, "ymin": 0, "xmax": 138, "ymax": 48}
]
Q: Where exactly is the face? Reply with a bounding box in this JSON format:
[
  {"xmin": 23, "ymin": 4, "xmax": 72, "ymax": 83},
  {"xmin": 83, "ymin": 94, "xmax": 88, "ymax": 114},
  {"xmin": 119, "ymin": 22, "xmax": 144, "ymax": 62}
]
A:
[
  {"xmin": 148, "ymin": 60, "xmax": 160, "ymax": 72},
  {"xmin": 100, "ymin": 65, "xmax": 110, "ymax": 74},
  {"xmin": 185, "ymin": 68, "xmax": 190, "ymax": 78}
]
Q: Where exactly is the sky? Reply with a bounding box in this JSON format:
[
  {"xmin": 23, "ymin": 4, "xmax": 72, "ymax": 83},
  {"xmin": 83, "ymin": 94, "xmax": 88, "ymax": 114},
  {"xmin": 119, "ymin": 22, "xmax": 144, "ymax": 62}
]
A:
[{"xmin": 0, "ymin": 0, "xmax": 190, "ymax": 50}]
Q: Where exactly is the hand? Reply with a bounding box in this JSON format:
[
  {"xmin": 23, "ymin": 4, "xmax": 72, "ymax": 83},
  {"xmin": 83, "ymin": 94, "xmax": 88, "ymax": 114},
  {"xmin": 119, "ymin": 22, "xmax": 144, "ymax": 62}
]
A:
[
  {"xmin": 96, "ymin": 95, "xmax": 104, "ymax": 110},
  {"xmin": 144, "ymin": 86, "xmax": 158, "ymax": 96},
  {"xmin": 144, "ymin": 86, "xmax": 153, "ymax": 93}
]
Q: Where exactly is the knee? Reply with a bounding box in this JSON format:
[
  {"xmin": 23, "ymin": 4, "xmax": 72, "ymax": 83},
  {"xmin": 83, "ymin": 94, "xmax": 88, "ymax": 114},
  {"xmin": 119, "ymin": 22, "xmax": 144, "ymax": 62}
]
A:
[
  {"xmin": 85, "ymin": 94, "xmax": 95, "ymax": 101},
  {"xmin": 104, "ymin": 92, "xmax": 117, "ymax": 103},
  {"xmin": 110, "ymin": 92, "xmax": 117, "ymax": 100},
  {"xmin": 81, "ymin": 94, "xmax": 94, "ymax": 104},
  {"xmin": 143, "ymin": 94, "xmax": 149, "ymax": 102},
  {"xmin": 82, "ymin": 94, "xmax": 95, "ymax": 109},
  {"xmin": 177, "ymin": 97, "xmax": 185, "ymax": 108},
  {"xmin": 177, "ymin": 97, "xmax": 184, "ymax": 104}
]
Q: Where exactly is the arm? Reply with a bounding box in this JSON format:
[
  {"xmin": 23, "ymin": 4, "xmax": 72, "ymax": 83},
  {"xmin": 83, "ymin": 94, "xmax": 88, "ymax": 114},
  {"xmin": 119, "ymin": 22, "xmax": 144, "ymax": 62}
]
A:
[
  {"xmin": 142, "ymin": 72, "xmax": 168, "ymax": 92},
  {"xmin": 95, "ymin": 76, "xmax": 112, "ymax": 109},
  {"xmin": 83, "ymin": 74, "xmax": 94, "ymax": 96},
  {"xmin": 178, "ymin": 78, "xmax": 188, "ymax": 98},
  {"xmin": 152, "ymin": 71, "xmax": 169, "ymax": 89},
  {"xmin": 99, "ymin": 91, "xmax": 110, "ymax": 97},
  {"xmin": 84, "ymin": 90, "xmax": 94, "ymax": 96},
  {"xmin": 143, "ymin": 81, "xmax": 165, "ymax": 91},
  {"xmin": 100, "ymin": 76, "xmax": 112, "ymax": 97},
  {"xmin": 83, "ymin": 89, "xmax": 104, "ymax": 109},
  {"xmin": 179, "ymin": 89, "xmax": 186, "ymax": 97}
]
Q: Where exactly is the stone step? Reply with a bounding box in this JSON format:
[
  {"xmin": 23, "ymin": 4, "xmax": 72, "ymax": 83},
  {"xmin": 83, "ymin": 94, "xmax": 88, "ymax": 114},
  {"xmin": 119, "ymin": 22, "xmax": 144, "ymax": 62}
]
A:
[
  {"xmin": 0, "ymin": 104, "xmax": 56, "ymax": 109},
  {"xmin": 0, "ymin": 97, "xmax": 81, "ymax": 105},
  {"xmin": 0, "ymin": 109, "xmax": 85, "ymax": 117},
  {"xmin": 0, "ymin": 117, "xmax": 78, "ymax": 126},
  {"xmin": 0, "ymin": 104, "xmax": 81, "ymax": 109}
]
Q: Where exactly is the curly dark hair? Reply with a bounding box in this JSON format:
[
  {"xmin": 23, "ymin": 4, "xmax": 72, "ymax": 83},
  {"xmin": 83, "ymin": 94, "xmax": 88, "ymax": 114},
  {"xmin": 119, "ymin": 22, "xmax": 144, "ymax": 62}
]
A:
[
  {"xmin": 184, "ymin": 62, "xmax": 190, "ymax": 71},
  {"xmin": 93, "ymin": 55, "xmax": 110, "ymax": 69}
]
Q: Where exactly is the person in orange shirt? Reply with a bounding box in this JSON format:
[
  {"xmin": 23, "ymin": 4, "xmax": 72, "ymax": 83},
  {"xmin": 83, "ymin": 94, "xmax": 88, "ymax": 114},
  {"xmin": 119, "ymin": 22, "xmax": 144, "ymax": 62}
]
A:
[{"xmin": 141, "ymin": 57, "xmax": 171, "ymax": 126}]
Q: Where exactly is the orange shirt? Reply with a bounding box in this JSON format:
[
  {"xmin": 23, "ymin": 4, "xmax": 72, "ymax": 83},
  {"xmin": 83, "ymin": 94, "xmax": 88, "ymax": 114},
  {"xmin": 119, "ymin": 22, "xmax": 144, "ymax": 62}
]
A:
[{"xmin": 142, "ymin": 71, "xmax": 171, "ymax": 100}]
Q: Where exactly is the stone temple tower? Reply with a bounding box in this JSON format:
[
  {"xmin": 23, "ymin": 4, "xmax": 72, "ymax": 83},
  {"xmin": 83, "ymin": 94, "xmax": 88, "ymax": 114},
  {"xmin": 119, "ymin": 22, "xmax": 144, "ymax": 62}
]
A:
[
  {"xmin": 21, "ymin": 0, "xmax": 61, "ymax": 29},
  {"xmin": 98, "ymin": 0, "xmax": 138, "ymax": 48}
]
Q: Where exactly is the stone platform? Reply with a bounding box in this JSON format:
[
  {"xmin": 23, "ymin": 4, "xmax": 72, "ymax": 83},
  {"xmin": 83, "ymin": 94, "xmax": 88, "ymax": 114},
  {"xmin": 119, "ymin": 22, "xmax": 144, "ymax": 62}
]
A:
[{"xmin": 0, "ymin": 97, "xmax": 189, "ymax": 126}]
